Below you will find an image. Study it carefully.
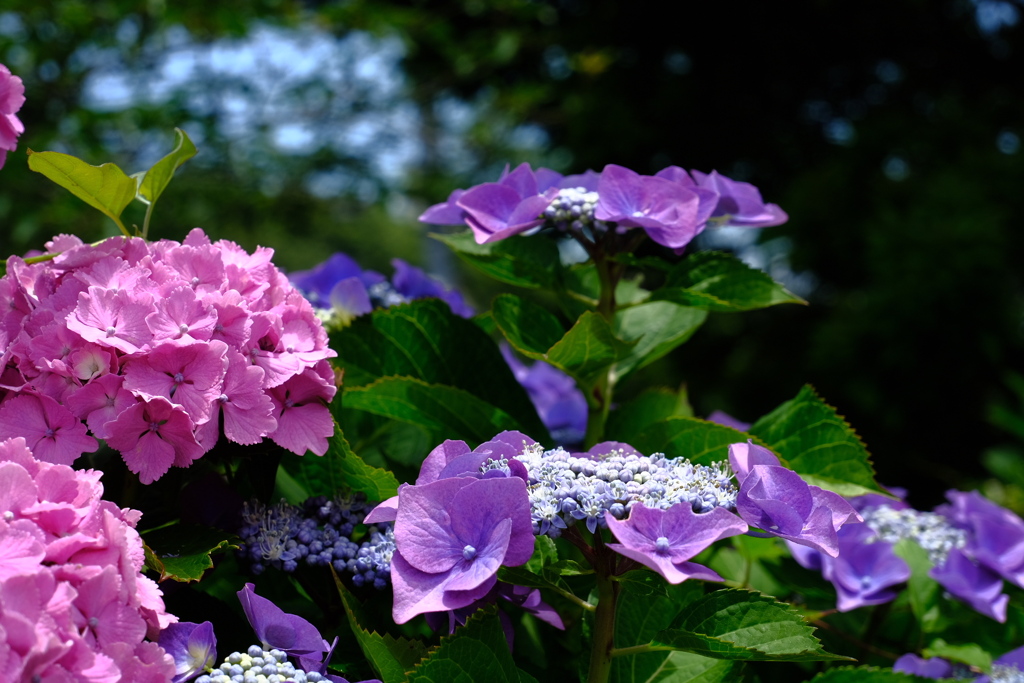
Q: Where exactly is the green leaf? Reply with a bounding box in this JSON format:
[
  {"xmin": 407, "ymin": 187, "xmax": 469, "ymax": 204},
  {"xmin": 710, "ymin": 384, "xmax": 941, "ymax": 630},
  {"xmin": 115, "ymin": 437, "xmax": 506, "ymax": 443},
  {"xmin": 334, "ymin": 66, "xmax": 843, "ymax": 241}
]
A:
[
  {"xmin": 432, "ymin": 230, "xmax": 562, "ymax": 289},
  {"xmin": 525, "ymin": 534, "xmax": 559, "ymax": 573},
  {"xmin": 563, "ymin": 263, "xmax": 651, "ymax": 307},
  {"xmin": 748, "ymin": 385, "xmax": 884, "ymax": 496},
  {"xmin": 652, "ymin": 589, "xmax": 849, "ymax": 662},
  {"xmin": 627, "ymin": 417, "xmax": 764, "ymax": 466},
  {"xmin": 706, "ymin": 536, "xmax": 788, "ymax": 596},
  {"xmin": 923, "ymin": 639, "xmax": 993, "ymax": 672},
  {"xmin": 136, "ymin": 127, "xmax": 197, "ymax": 205},
  {"xmin": 408, "ymin": 608, "xmax": 533, "ymax": 683},
  {"xmin": 891, "ymin": 539, "xmax": 942, "ymax": 633},
  {"xmin": 344, "ymin": 377, "xmax": 522, "ymax": 445},
  {"xmin": 334, "ymin": 299, "xmax": 548, "ymax": 439},
  {"xmin": 606, "ymin": 388, "xmax": 695, "ymax": 444},
  {"xmin": 142, "ymin": 524, "xmax": 238, "ymax": 583},
  {"xmin": 612, "ymin": 302, "xmax": 707, "ymax": 381},
  {"xmin": 808, "ymin": 666, "xmax": 936, "ymax": 682},
  {"xmin": 337, "ymin": 576, "xmax": 427, "ymax": 683},
  {"xmin": 493, "ymin": 294, "xmax": 633, "ymax": 388},
  {"xmin": 27, "ymin": 150, "xmax": 136, "ymax": 235},
  {"xmin": 642, "ymin": 652, "xmax": 743, "ymax": 683},
  {"xmin": 279, "ymin": 421, "xmax": 400, "ymax": 501},
  {"xmin": 654, "ymin": 251, "xmax": 806, "ymax": 312},
  {"xmin": 491, "ymin": 293, "xmax": 566, "ymax": 358},
  {"xmin": 547, "ymin": 311, "xmax": 633, "ymax": 385},
  {"xmin": 499, "ymin": 536, "xmax": 591, "ymax": 598},
  {"xmin": 612, "ymin": 571, "xmax": 738, "ymax": 683}
]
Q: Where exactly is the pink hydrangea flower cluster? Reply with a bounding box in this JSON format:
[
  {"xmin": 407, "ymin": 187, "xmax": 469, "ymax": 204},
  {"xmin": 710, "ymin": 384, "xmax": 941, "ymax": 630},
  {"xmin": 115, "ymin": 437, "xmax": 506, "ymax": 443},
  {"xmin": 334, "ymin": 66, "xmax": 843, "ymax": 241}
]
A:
[
  {"xmin": 0, "ymin": 436, "xmax": 178, "ymax": 682},
  {"xmin": 0, "ymin": 63, "xmax": 25, "ymax": 169},
  {"xmin": 0, "ymin": 228, "xmax": 337, "ymax": 483}
]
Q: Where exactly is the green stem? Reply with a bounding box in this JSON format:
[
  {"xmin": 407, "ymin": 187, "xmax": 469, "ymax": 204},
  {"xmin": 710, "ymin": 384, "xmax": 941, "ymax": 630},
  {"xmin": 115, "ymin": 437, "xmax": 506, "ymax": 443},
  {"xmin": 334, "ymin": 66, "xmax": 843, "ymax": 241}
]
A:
[
  {"xmin": 610, "ymin": 644, "xmax": 675, "ymax": 658},
  {"xmin": 141, "ymin": 199, "xmax": 156, "ymax": 240},
  {"xmin": 582, "ymin": 236, "xmax": 621, "ymax": 449},
  {"xmin": 554, "ymin": 587, "xmax": 597, "ymax": 613},
  {"xmin": 586, "ymin": 537, "xmax": 620, "ymax": 683}
]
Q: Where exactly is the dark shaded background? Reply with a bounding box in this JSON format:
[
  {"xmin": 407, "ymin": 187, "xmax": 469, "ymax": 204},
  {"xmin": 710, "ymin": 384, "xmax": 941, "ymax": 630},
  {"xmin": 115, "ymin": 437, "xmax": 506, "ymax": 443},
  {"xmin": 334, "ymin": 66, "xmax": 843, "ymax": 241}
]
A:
[{"xmin": 2, "ymin": 0, "xmax": 1023, "ymax": 508}]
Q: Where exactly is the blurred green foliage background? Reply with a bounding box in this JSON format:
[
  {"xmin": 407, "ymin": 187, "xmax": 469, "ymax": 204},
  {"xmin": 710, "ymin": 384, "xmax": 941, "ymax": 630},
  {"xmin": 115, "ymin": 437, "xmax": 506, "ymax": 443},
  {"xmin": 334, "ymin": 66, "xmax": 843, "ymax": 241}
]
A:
[{"xmin": 3, "ymin": 0, "xmax": 1024, "ymax": 508}]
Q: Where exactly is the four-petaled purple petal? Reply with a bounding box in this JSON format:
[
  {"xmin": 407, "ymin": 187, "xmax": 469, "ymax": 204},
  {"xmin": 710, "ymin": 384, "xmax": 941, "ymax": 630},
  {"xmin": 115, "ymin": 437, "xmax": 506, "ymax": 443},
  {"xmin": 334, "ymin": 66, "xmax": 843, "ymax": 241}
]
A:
[
  {"xmin": 158, "ymin": 621, "xmax": 217, "ymax": 683},
  {"xmin": 390, "ymin": 476, "xmax": 534, "ymax": 623},
  {"xmin": 606, "ymin": 503, "xmax": 748, "ymax": 584},
  {"xmin": 237, "ymin": 582, "xmax": 329, "ymax": 672},
  {"xmin": 730, "ymin": 441, "xmax": 861, "ymax": 557}
]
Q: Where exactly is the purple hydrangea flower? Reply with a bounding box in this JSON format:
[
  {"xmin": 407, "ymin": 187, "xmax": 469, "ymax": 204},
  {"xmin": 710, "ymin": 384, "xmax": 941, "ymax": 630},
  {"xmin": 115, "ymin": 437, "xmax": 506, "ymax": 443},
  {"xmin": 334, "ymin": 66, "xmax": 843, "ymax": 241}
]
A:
[
  {"xmin": 389, "ymin": 476, "xmax": 534, "ymax": 623},
  {"xmin": 501, "ymin": 345, "xmax": 586, "ymax": 446},
  {"xmin": 705, "ymin": 410, "xmax": 751, "ymax": 432},
  {"xmin": 391, "ymin": 259, "xmax": 474, "ymax": 318},
  {"xmin": 455, "ymin": 163, "xmax": 560, "ymax": 244},
  {"xmin": 594, "ymin": 164, "xmax": 705, "ymax": 249},
  {"xmin": 288, "ymin": 253, "xmax": 385, "ymax": 311},
  {"xmin": 237, "ymin": 583, "xmax": 329, "ymax": 673},
  {"xmin": 792, "ymin": 489, "xmax": 1021, "ymax": 621},
  {"xmin": 691, "ymin": 170, "xmax": 789, "ymax": 228},
  {"xmin": 893, "ymin": 645, "xmax": 1024, "ymax": 682},
  {"xmin": 730, "ymin": 441, "xmax": 861, "ymax": 556},
  {"xmin": 930, "ymin": 548, "xmax": 1009, "ymax": 622},
  {"xmin": 424, "ymin": 581, "xmax": 565, "ymax": 648},
  {"xmin": 818, "ymin": 525, "xmax": 911, "ymax": 611},
  {"xmin": 290, "ymin": 253, "xmax": 473, "ymax": 325},
  {"xmin": 938, "ymin": 489, "xmax": 1024, "ymax": 589},
  {"xmin": 364, "ymin": 432, "xmax": 535, "ymax": 526},
  {"xmin": 892, "ymin": 653, "xmax": 954, "ymax": 679},
  {"xmin": 419, "ymin": 188, "xmax": 468, "ymax": 225},
  {"xmin": 979, "ymin": 645, "xmax": 1024, "ymax": 683},
  {"xmin": 606, "ymin": 503, "xmax": 748, "ymax": 584},
  {"xmin": 158, "ymin": 621, "xmax": 217, "ymax": 683}
]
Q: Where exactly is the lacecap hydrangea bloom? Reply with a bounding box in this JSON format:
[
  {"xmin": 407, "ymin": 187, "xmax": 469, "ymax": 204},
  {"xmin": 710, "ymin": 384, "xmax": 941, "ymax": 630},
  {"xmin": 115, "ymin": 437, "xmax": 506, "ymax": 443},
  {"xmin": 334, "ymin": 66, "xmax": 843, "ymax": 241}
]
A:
[
  {"xmin": 419, "ymin": 162, "xmax": 787, "ymax": 249},
  {"xmin": 894, "ymin": 645, "xmax": 1024, "ymax": 682},
  {"xmin": 790, "ymin": 488, "xmax": 1024, "ymax": 622},
  {"xmin": 0, "ymin": 436, "xmax": 178, "ymax": 682},
  {"xmin": 0, "ymin": 63, "xmax": 25, "ymax": 169},
  {"xmin": 0, "ymin": 229, "xmax": 337, "ymax": 483},
  {"xmin": 366, "ymin": 432, "xmax": 859, "ymax": 623}
]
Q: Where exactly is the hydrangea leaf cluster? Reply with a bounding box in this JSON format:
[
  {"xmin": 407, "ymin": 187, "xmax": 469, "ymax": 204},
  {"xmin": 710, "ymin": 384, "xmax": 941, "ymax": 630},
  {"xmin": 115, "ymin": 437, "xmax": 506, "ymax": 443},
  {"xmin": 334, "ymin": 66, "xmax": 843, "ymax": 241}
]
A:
[
  {"xmin": 0, "ymin": 229, "xmax": 337, "ymax": 482},
  {"xmin": 420, "ymin": 162, "xmax": 787, "ymax": 249},
  {"xmin": 791, "ymin": 488, "xmax": 1024, "ymax": 622},
  {"xmin": 0, "ymin": 63, "xmax": 25, "ymax": 169},
  {"xmin": 236, "ymin": 494, "xmax": 394, "ymax": 589},
  {"xmin": 290, "ymin": 252, "xmax": 588, "ymax": 446},
  {"xmin": 0, "ymin": 435, "xmax": 178, "ymax": 681}
]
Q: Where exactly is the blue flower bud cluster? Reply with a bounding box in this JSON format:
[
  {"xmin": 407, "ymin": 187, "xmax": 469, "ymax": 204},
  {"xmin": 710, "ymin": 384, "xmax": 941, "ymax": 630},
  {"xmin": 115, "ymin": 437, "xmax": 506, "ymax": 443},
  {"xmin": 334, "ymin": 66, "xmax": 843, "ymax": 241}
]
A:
[
  {"xmin": 507, "ymin": 444, "xmax": 738, "ymax": 537},
  {"xmin": 196, "ymin": 645, "xmax": 328, "ymax": 683},
  {"xmin": 860, "ymin": 505, "xmax": 967, "ymax": 566},
  {"xmin": 236, "ymin": 495, "xmax": 395, "ymax": 589},
  {"xmin": 366, "ymin": 281, "xmax": 410, "ymax": 309},
  {"xmin": 991, "ymin": 663, "xmax": 1024, "ymax": 683},
  {"xmin": 542, "ymin": 187, "xmax": 609, "ymax": 233}
]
